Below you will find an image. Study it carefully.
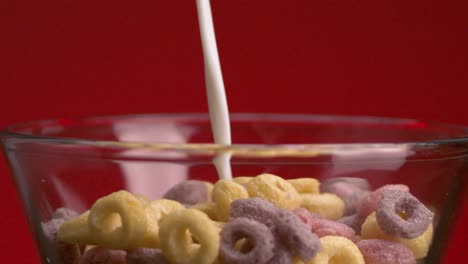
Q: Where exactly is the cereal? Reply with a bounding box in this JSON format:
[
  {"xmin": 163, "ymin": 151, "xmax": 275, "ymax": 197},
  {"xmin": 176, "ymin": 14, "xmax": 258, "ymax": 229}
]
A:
[
  {"xmin": 268, "ymin": 242, "xmax": 294, "ymax": 264},
  {"xmin": 57, "ymin": 211, "xmax": 93, "ymax": 245},
  {"xmin": 127, "ymin": 248, "xmax": 169, "ymax": 264},
  {"xmin": 41, "ymin": 217, "xmax": 81, "ymax": 264},
  {"xmin": 88, "ymin": 191, "xmax": 147, "ymax": 249},
  {"xmin": 287, "ymin": 178, "xmax": 320, "ymax": 194},
  {"xmin": 79, "ymin": 246, "xmax": 126, "ymax": 264},
  {"xmin": 159, "ymin": 209, "xmax": 220, "ymax": 264},
  {"xmin": 219, "ymin": 217, "xmax": 275, "ymax": 264},
  {"xmin": 52, "ymin": 208, "xmax": 79, "ymax": 221},
  {"xmin": 301, "ymin": 193, "xmax": 345, "ymax": 220},
  {"xmin": 309, "ymin": 236, "xmax": 364, "ymax": 264},
  {"xmin": 376, "ymin": 190, "xmax": 433, "ymax": 239},
  {"xmin": 212, "ymin": 179, "xmax": 249, "ymax": 221},
  {"xmin": 321, "ymin": 181, "xmax": 369, "ymax": 216},
  {"xmin": 309, "ymin": 218, "xmax": 357, "ymax": 242},
  {"xmin": 246, "ymin": 173, "xmax": 301, "ymax": 210},
  {"xmin": 357, "ymin": 239, "xmax": 416, "ymax": 264},
  {"xmin": 361, "ymin": 212, "xmax": 433, "ymax": 259},
  {"xmin": 163, "ymin": 180, "xmax": 213, "ymax": 206},
  {"xmin": 274, "ymin": 209, "xmax": 322, "ymax": 262},
  {"xmin": 142, "ymin": 199, "xmax": 185, "ymax": 248},
  {"xmin": 358, "ymin": 184, "xmax": 409, "ymax": 219},
  {"xmin": 321, "ymin": 177, "xmax": 370, "ymax": 192},
  {"xmin": 293, "ymin": 208, "xmax": 322, "ymax": 230},
  {"xmin": 232, "ymin": 177, "xmax": 254, "ymax": 187},
  {"xmin": 191, "ymin": 202, "xmax": 219, "ymax": 220},
  {"xmin": 230, "ymin": 198, "xmax": 278, "ymax": 229},
  {"xmin": 136, "ymin": 195, "xmax": 152, "ymax": 206},
  {"xmin": 337, "ymin": 214, "xmax": 365, "ymax": 234}
]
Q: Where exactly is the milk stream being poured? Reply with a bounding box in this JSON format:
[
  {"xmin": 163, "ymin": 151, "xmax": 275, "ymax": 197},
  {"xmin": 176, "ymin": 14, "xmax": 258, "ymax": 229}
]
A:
[{"xmin": 196, "ymin": 0, "xmax": 232, "ymax": 180}]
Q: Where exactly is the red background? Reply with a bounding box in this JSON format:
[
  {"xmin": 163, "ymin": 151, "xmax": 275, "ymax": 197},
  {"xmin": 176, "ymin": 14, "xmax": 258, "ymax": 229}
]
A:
[{"xmin": 0, "ymin": 0, "xmax": 467, "ymax": 262}]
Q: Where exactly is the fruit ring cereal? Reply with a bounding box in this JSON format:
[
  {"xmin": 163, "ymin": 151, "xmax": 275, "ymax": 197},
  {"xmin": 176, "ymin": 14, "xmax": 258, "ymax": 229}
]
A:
[
  {"xmin": 88, "ymin": 191, "xmax": 147, "ymax": 249},
  {"xmin": 310, "ymin": 236, "xmax": 365, "ymax": 264},
  {"xmin": 309, "ymin": 218, "xmax": 357, "ymax": 242},
  {"xmin": 42, "ymin": 216, "xmax": 81, "ymax": 264},
  {"xmin": 246, "ymin": 174, "xmax": 301, "ymax": 210},
  {"xmin": 52, "ymin": 208, "xmax": 79, "ymax": 221},
  {"xmin": 79, "ymin": 246, "xmax": 126, "ymax": 264},
  {"xmin": 274, "ymin": 209, "xmax": 322, "ymax": 262},
  {"xmin": 219, "ymin": 217, "xmax": 275, "ymax": 264},
  {"xmin": 301, "ymin": 193, "xmax": 345, "ymax": 220},
  {"xmin": 212, "ymin": 179, "xmax": 249, "ymax": 221},
  {"xmin": 361, "ymin": 212, "xmax": 433, "ymax": 259},
  {"xmin": 163, "ymin": 180, "xmax": 214, "ymax": 206},
  {"xmin": 230, "ymin": 198, "xmax": 278, "ymax": 229},
  {"xmin": 127, "ymin": 248, "xmax": 169, "ymax": 264},
  {"xmin": 337, "ymin": 214, "xmax": 365, "ymax": 234},
  {"xmin": 158, "ymin": 209, "xmax": 220, "ymax": 264},
  {"xmin": 142, "ymin": 199, "xmax": 185, "ymax": 248},
  {"xmin": 57, "ymin": 211, "xmax": 93, "ymax": 245},
  {"xmin": 356, "ymin": 239, "xmax": 416, "ymax": 264},
  {"xmin": 321, "ymin": 181, "xmax": 369, "ymax": 216},
  {"xmin": 293, "ymin": 208, "xmax": 322, "ymax": 230},
  {"xmin": 232, "ymin": 177, "xmax": 254, "ymax": 187},
  {"xmin": 376, "ymin": 190, "xmax": 433, "ymax": 239},
  {"xmin": 287, "ymin": 178, "xmax": 320, "ymax": 194},
  {"xmin": 357, "ymin": 184, "xmax": 409, "ymax": 219}
]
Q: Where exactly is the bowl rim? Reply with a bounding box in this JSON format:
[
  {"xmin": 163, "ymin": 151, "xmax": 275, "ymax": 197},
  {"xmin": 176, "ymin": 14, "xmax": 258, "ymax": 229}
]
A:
[{"xmin": 1, "ymin": 113, "xmax": 468, "ymax": 157}]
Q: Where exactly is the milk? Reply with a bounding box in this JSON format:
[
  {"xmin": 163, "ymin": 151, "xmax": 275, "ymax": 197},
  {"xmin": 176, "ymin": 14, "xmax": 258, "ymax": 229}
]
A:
[{"xmin": 196, "ymin": 0, "xmax": 232, "ymax": 180}]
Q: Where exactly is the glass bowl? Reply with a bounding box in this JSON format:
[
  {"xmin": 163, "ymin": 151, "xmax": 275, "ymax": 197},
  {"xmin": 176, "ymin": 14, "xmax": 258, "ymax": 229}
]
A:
[{"xmin": 1, "ymin": 113, "xmax": 467, "ymax": 264}]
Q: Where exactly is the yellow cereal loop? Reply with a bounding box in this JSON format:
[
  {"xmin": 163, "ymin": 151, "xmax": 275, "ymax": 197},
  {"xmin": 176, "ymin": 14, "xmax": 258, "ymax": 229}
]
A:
[
  {"xmin": 135, "ymin": 194, "xmax": 151, "ymax": 206},
  {"xmin": 288, "ymin": 178, "xmax": 320, "ymax": 194},
  {"xmin": 57, "ymin": 211, "xmax": 92, "ymax": 245},
  {"xmin": 88, "ymin": 190, "xmax": 147, "ymax": 249},
  {"xmin": 141, "ymin": 199, "xmax": 185, "ymax": 248},
  {"xmin": 246, "ymin": 173, "xmax": 301, "ymax": 210},
  {"xmin": 159, "ymin": 209, "xmax": 220, "ymax": 264},
  {"xmin": 361, "ymin": 212, "xmax": 433, "ymax": 259},
  {"xmin": 212, "ymin": 179, "xmax": 249, "ymax": 221},
  {"xmin": 232, "ymin": 176, "xmax": 254, "ymax": 186},
  {"xmin": 191, "ymin": 202, "xmax": 219, "ymax": 221},
  {"xmin": 301, "ymin": 193, "xmax": 345, "ymax": 220},
  {"xmin": 309, "ymin": 236, "xmax": 365, "ymax": 264},
  {"xmin": 204, "ymin": 182, "xmax": 215, "ymax": 201}
]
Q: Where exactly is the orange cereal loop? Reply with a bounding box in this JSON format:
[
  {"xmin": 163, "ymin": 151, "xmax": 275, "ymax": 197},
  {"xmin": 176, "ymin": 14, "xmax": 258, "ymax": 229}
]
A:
[
  {"xmin": 309, "ymin": 236, "xmax": 364, "ymax": 264},
  {"xmin": 159, "ymin": 209, "xmax": 220, "ymax": 264},
  {"xmin": 141, "ymin": 199, "xmax": 185, "ymax": 248},
  {"xmin": 301, "ymin": 193, "xmax": 345, "ymax": 220},
  {"xmin": 288, "ymin": 178, "xmax": 320, "ymax": 194},
  {"xmin": 246, "ymin": 173, "xmax": 301, "ymax": 210},
  {"xmin": 361, "ymin": 212, "xmax": 433, "ymax": 259},
  {"xmin": 88, "ymin": 190, "xmax": 147, "ymax": 249},
  {"xmin": 212, "ymin": 179, "xmax": 249, "ymax": 221}
]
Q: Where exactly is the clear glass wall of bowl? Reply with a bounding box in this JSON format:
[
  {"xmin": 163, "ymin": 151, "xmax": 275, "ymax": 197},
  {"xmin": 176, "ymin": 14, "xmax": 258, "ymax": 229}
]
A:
[{"xmin": 2, "ymin": 114, "xmax": 467, "ymax": 264}]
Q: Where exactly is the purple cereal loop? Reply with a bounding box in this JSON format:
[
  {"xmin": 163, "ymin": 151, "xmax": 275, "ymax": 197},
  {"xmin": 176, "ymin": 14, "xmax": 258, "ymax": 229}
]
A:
[
  {"xmin": 163, "ymin": 180, "xmax": 210, "ymax": 206},
  {"xmin": 322, "ymin": 182, "xmax": 370, "ymax": 216},
  {"xmin": 337, "ymin": 214, "xmax": 365, "ymax": 234},
  {"xmin": 79, "ymin": 247, "xmax": 126, "ymax": 264},
  {"xmin": 358, "ymin": 184, "xmax": 410, "ymax": 219},
  {"xmin": 41, "ymin": 218, "xmax": 81, "ymax": 264},
  {"xmin": 357, "ymin": 239, "xmax": 416, "ymax": 264},
  {"xmin": 321, "ymin": 177, "xmax": 370, "ymax": 192},
  {"xmin": 127, "ymin": 248, "xmax": 169, "ymax": 264},
  {"xmin": 376, "ymin": 190, "xmax": 433, "ymax": 239},
  {"xmin": 274, "ymin": 209, "xmax": 322, "ymax": 262},
  {"xmin": 53, "ymin": 208, "xmax": 79, "ymax": 221},
  {"xmin": 219, "ymin": 217, "xmax": 275, "ymax": 264},
  {"xmin": 267, "ymin": 241, "xmax": 293, "ymax": 264},
  {"xmin": 230, "ymin": 198, "xmax": 279, "ymax": 229}
]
